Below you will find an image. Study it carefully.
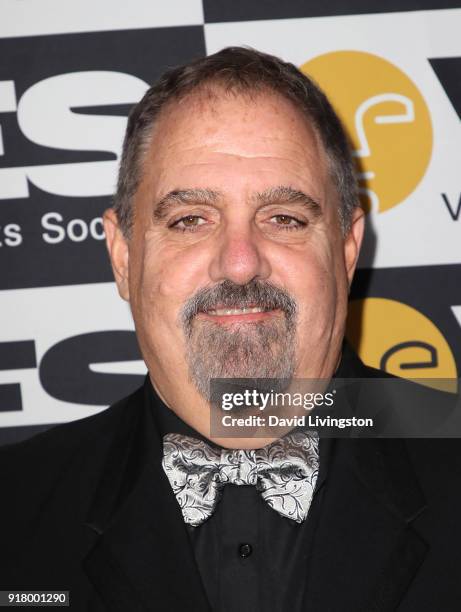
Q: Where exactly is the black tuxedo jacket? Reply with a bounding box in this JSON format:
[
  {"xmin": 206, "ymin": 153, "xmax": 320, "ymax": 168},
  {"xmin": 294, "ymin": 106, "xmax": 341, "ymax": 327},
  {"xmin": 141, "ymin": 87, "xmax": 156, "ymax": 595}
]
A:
[{"xmin": 1, "ymin": 350, "xmax": 460, "ymax": 611}]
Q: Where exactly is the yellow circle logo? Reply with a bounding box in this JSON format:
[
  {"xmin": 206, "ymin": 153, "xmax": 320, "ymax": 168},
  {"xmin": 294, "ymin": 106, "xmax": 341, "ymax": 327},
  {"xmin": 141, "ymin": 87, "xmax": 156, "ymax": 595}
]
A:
[
  {"xmin": 346, "ymin": 298, "xmax": 457, "ymax": 392},
  {"xmin": 300, "ymin": 51, "xmax": 433, "ymax": 213}
]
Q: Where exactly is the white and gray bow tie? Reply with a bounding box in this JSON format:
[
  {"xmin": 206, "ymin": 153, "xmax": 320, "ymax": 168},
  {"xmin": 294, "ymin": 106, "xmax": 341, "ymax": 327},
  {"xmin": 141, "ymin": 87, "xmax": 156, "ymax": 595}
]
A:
[{"xmin": 162, "ymin": 431, "xmax": 319, "ymax": 527}]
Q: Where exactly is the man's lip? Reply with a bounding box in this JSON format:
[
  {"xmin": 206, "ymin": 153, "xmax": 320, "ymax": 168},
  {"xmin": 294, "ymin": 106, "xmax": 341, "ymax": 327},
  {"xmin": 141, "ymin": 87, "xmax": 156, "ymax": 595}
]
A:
[
  {"xmin": 196, "ymin": 307, "xmax": 280, "ymax": 323},
  {"xmin": 204, "ymin": 303, "xmax": 260, "ymax": 311},
  {"xmin": 205, "ymin": 305, "xmax": 266, "ymax": 315}
]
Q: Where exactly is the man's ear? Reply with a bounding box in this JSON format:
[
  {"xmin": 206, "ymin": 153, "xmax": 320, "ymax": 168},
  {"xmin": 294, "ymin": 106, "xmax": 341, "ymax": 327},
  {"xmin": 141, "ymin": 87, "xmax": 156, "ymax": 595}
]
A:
[
  {"xmin": 344, "ymin": 206, "xmax": 365, "ymax": 287},
  {"xmin": 103, "ymin": 208, "xmax": 130, "ymax": 301}
]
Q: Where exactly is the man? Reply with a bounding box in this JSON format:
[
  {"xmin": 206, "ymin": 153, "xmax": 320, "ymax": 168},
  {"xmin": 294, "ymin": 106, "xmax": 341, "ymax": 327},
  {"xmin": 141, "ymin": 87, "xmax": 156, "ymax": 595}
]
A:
[{"xmin": 0, "ymin": 47, "xmax": 460, "ymax": 611}]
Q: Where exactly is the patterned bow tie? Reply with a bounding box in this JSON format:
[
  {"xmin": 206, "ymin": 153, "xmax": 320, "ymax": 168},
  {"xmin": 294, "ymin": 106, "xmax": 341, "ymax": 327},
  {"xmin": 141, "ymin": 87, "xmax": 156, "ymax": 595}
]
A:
[{"xmin": 162, "ymin": 431, "xmax": 319, "ymax": 526}]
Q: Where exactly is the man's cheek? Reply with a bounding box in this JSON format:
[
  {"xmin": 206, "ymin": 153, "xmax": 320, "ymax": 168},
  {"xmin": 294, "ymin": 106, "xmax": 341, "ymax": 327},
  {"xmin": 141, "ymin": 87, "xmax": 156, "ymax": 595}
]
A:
[
  {"xmin": 298, "ymin": 276, "xmax": 337, "ymax": 330},
  {"xmin": 155, "ymin": 248, "xmax": 211, "ymax": 301},
  {"xmin": 155, "ymin": 275, "xmax": 196, "ymax": 311},
  {"xmin": 134, "ymin": 244, "xmax": 180, "ymax": 301}
]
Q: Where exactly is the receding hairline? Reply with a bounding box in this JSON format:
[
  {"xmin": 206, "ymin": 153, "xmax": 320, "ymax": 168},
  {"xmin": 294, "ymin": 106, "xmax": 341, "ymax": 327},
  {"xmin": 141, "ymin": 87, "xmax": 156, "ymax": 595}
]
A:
[
  {"xmin": 135, "ymin": 81, "xmax": 335, "ymax": 198},
  {"xmin": 151, "ymin": 80, "xmax": 329, "ymax": 132}
]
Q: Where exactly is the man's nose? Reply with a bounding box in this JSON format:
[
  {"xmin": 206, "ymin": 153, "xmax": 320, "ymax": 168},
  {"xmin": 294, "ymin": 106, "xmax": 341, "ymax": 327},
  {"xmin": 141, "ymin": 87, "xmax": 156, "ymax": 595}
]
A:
[{"xmin": 208, "ymin": 226, "xmax": 272, "ymax": 285}]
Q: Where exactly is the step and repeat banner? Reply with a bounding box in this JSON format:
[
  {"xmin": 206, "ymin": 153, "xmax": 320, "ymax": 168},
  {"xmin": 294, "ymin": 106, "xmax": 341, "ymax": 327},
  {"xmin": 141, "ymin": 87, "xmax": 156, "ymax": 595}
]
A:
[{"xmin": 0, "ymin": 0, "xmax": 460, "ymax": 444}]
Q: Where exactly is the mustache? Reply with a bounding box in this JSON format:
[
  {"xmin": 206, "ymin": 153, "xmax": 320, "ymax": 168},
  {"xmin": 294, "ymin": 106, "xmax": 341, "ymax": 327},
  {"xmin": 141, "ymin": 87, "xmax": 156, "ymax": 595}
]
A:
[{"xmin": 179, "ymin": 279, "xmax": 297, "ymax": 329}]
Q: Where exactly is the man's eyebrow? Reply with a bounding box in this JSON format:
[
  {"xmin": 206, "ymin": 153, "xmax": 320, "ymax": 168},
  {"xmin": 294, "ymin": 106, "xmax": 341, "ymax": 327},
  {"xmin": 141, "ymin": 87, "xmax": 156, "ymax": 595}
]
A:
[
  {"xmin": 153, "ymin": 189, "xmax": 220, "ymax": 221},
  {"xmin": 254, "ymin": 185, "xmax": 322, "ymax": 218}
]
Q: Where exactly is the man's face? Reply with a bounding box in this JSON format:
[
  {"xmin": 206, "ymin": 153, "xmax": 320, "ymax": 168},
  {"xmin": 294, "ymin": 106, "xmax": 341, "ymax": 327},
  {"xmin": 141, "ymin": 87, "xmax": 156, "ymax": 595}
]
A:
[{"xmin": 104, "ymin": 88, "xmax": 363, "ymax": 435}]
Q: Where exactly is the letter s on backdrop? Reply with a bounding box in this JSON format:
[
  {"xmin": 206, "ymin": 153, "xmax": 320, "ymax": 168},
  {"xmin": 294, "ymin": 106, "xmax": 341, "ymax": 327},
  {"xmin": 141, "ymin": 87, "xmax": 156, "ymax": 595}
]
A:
[{"xmin": 13, "ymin": 71, "xmax": 148, "ymax": 198}]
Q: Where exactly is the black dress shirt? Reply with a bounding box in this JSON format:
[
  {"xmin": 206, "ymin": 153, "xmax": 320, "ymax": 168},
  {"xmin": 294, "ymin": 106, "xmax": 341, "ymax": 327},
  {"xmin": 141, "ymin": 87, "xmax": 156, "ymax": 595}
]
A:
[{"xmin": 147, "ymin": 381, "xmax": 333, "ymax": 612}]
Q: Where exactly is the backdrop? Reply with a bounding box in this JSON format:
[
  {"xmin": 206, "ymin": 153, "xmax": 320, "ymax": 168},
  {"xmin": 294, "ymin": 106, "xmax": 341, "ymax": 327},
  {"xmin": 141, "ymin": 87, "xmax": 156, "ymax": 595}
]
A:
[{"xmin": 1, "ymin": 0, "xmax": 460, "ymax": 445}]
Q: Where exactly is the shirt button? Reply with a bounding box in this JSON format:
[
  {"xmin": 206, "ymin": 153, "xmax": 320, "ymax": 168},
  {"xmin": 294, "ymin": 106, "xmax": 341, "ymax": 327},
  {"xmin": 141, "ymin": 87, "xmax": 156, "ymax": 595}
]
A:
[{"xmin": 238, "ymin": 543, "xmax": 252, "ymax": 558}]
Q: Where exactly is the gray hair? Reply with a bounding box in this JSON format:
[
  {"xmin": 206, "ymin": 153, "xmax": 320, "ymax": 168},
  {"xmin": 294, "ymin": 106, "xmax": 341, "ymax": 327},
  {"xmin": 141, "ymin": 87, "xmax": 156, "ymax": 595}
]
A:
[{"xmin": 114, "ymin": 46, "xmax": 359, "ymax": 237}]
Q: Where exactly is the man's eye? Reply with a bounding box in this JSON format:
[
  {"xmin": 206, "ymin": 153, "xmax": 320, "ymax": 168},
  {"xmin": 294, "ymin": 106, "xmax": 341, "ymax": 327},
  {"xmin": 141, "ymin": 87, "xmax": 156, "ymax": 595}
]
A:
[
  {"xmin": 170, "ymin": 215, "xmax": 207, "ymax": 231},
  {"xmin": 270, "ymin": 215, "xmax": 306, "ymax": 229}
]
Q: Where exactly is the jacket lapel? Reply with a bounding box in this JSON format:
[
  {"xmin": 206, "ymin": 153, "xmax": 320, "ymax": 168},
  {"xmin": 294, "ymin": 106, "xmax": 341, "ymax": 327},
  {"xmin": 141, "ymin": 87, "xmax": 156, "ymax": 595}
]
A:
[
  {"xmin": 82, "ymin": 383, "xmax": 211, "ymax": 612},
  {"xmin": 305, "ymin": 415, "xmax": 427, "ymax": 611}
]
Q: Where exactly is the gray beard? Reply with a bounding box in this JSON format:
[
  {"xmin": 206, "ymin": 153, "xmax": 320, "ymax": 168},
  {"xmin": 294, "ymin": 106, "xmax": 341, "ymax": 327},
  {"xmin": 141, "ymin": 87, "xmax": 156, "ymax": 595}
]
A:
[
  {"xmin": 179, "ymin": 279, "xmax": 298, "ymax": 400},
  {"xmin": 185, "ymin": 317, "xmax": 297, "ymax": 399}
]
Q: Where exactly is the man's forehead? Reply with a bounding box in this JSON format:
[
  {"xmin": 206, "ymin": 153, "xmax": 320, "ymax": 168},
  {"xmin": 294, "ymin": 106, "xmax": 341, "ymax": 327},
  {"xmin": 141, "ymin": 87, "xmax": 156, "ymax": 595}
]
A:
[
  {"xmin": 153, "ymin": 84, "xmax": 320, "ymax": 144},
  {"xmin": 145, "ymin": 95, "xmax": 327, "ymax": 186},
  {"xmin": 138, "ymin": 86, "xmax": 334, "ymax": 216}
]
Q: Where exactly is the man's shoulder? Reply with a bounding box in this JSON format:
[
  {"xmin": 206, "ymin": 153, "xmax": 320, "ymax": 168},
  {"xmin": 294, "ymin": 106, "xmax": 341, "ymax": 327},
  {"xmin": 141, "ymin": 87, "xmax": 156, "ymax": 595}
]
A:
[
  {"xmin": 0, "ymin": 383, "xmax": 145, "ymax": 490},
  {"xmin": 365, "ymin": 367, "xmax": 461, "ymax": 495},
  {"xmin": 404, "ymin": 436, "xmax": 461, "ymax": 494},
  {"xmin": 343, "ymin": 347, "xmax": 461, "ymax": 484}
]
